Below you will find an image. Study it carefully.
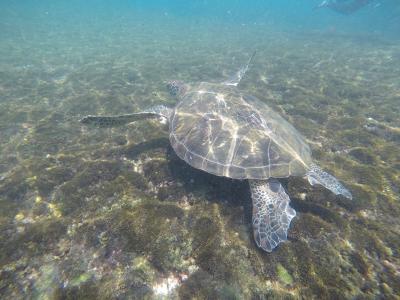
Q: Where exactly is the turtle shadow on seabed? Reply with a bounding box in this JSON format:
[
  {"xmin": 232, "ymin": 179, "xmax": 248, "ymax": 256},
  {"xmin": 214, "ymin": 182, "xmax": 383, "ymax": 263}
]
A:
[
  {"xmin": 110, "ymin": 135, "xmax": 311, "ymax": 251},
  {"xmin": 108, "ymin": 134, "xmax": 268, "ymax": 250},
  {"xmin": 120, "ymin": 137, "xmax": 171, "ymax": 159},
  {"xmin": 167, "ymin": 146, "xmax": 251, "ymax": 205},
  {"xmin": 114, "ymin": 136, "xmax": 250, "ymax": 206},
  {"xmin": 166, "ymin": 147, "xmax": 261, "ymax": 242}
]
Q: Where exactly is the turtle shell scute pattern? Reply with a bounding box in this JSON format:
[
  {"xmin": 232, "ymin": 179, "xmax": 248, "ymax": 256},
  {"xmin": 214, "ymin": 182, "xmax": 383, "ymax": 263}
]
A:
[{"xmin": 169, "ymin": 83, "xmax": 312, "ymax": 179}]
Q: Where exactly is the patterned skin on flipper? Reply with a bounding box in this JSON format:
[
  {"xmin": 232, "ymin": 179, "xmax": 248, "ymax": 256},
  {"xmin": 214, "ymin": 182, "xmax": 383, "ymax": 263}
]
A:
[
  {"xmin": 80, "ymin": 105, "xmax": 171, "ymax": 128},
  {"xmin": 249, "ymin": 179, "xmax": 296, "ymax": 252},
  {"xmin": 306, "ymin": 163, "xmax": 352, "ymax": 200}
]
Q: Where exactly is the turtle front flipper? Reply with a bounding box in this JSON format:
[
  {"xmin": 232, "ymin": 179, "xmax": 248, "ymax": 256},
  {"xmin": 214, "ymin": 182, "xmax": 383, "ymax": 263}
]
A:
[
  {"xmin": 80, "ymin": 105, "xmax": 172, "ymax": 128},
  {"xmin": 249, "ymin": 179, "xmax": 296, "ymax": 252},
  {"xmin": 306, "ymin": 163, "xmax": 352, "ymax": 200},
  {"xmin": 223, "ymin": 50, "xmax": 256, "ymax": 86}
]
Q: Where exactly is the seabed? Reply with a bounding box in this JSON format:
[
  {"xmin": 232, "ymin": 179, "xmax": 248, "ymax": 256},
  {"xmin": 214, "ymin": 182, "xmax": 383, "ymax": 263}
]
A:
[{"xmin": 0, "ymin": 15, "xmax": 399, "ymax": 299}]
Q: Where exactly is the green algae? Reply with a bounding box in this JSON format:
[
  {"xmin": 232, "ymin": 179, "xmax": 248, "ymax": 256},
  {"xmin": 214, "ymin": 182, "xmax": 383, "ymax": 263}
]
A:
[
  {"xmin": 276, "ymin": 263, "xmax": 293, "ymax": 285},
  {"xmin": 33, "ymin": 263, "xmax": 60, "ymax": 299},
  {"xmin": 349, "ymin": 252, "xmax": 370, "ymax": 277},
  {"xmin": 348, "ymin": 147, "xmax": 379, "ymax": 165},
  {"xmin": 70, "ymin": 273, "xmax": 92, "ymax": 286}
]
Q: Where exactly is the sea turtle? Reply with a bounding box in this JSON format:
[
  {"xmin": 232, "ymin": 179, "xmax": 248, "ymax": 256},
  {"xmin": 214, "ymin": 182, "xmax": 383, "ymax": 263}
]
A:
[{"xmin": 80, "ymin": 52, "xmax": 352, "ymax": 252}]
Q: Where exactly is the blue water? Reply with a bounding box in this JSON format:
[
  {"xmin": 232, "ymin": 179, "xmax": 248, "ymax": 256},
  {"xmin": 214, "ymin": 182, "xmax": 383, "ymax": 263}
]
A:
[
  {"xmin": 1, "ymin": 0, "xmax": 399, "ymax": 37},
  {"xmin": 1, "ymin": 1, "xmax": 400, "ymax": 299}
]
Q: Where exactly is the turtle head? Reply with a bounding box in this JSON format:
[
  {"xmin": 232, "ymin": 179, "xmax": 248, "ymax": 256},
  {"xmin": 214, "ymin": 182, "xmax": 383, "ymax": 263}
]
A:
[{"xmin": 167, "ymin": 80, "xmax": 188, "ymax": 98}]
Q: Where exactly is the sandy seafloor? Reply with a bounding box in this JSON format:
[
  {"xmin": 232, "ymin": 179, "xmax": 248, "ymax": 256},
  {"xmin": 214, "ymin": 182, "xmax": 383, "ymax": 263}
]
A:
[{"xmin": 1, "ymin": 10, "xmax": 400, "ymax": 300}]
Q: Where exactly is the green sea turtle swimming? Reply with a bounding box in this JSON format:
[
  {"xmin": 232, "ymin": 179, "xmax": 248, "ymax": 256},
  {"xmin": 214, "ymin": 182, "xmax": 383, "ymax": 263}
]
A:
[{"xmin": 80, "ymin": 52, "xmax": 352, "ymax": 252}]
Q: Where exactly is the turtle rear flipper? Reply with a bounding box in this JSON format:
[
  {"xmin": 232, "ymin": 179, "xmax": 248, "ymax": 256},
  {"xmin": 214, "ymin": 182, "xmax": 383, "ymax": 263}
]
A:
[
  {"xmin": 80, "ymin": 105, "xmax": 172, "ymax": 128},
  {"xmin": 306, "ymin": 164, "xmax": 352, "ymax": 200},
  {"xmin": 250, "ymin": 179, "xmax": 296, "ymax": 252},
  {"xmin": 223, "ymin": 50, "xmax": 256, "ymax": 86}
]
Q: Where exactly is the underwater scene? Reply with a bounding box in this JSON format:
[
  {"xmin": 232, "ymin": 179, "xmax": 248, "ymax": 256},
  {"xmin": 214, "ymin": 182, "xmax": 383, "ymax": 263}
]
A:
[{"xmin": 1, "ymin": 0, "xmax": 400, "ymax": 299}]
